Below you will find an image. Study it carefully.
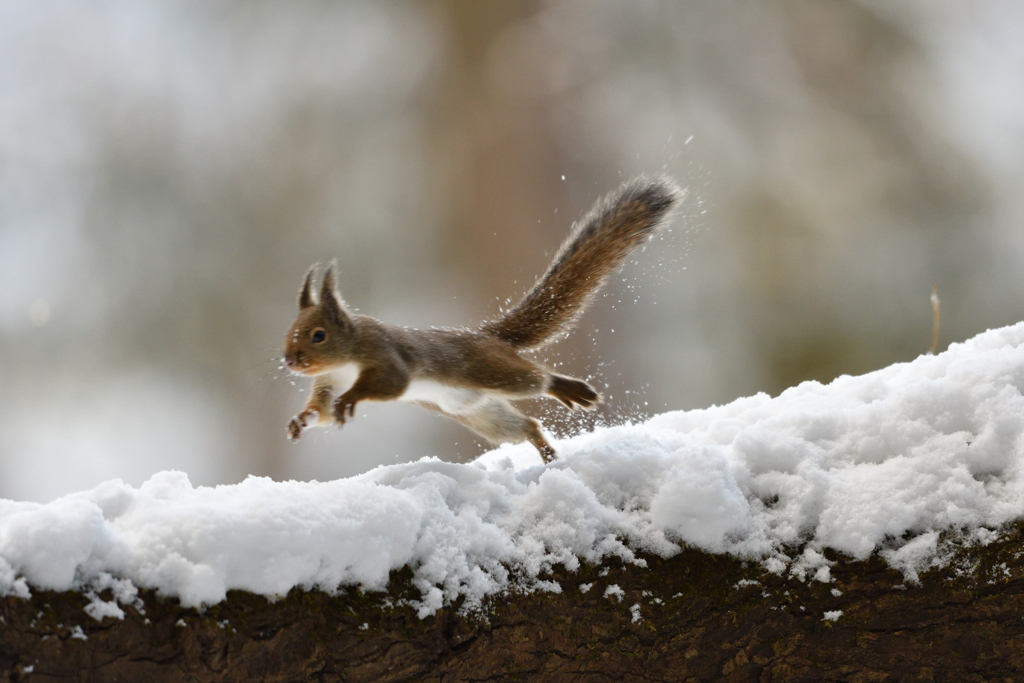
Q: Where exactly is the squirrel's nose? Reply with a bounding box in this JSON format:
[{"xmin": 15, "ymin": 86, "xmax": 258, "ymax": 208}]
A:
[{"xmin": 284, "ymin": 356, "xmax": 296, "ymax": 369}]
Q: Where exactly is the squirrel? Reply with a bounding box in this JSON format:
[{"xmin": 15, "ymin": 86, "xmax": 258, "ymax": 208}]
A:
[{"xmin": 283, "ymin": 177, "xmax": 683, "ymax": 462}]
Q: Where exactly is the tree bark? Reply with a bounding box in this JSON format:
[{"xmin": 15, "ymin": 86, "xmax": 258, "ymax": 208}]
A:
[{"xmin": 3, "ymin": 525, "xmax": 1023, "ymax": 682}]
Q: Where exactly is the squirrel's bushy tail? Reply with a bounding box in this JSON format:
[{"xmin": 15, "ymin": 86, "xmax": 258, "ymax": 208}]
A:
[{"xmin": 481, "ymin": 177, "xmax": 683, "ymax": 350}]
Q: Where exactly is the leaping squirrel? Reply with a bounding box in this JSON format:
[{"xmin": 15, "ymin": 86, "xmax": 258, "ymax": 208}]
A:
[{"xmin": 283, "ymin": 177, "xmax": 683, "ymax": 462}]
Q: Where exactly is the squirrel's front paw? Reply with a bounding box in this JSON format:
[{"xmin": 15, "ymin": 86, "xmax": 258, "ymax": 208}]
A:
[
  {"xmin": 287, "ymin": 408, "xmax": 320, "ymax": 442},
  {"xmin": 332, "ymin": 397, "xmax": 358, "ymax": 425}
]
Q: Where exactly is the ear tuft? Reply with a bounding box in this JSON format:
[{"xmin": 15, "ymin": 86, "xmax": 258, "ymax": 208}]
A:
[
  {"xmin": 298, "ymin": 264, "xmax": 318, "ymax": 310},
  {"xmin": 320, "ymin": 260, "xmax": 350, "ymax": 327}
]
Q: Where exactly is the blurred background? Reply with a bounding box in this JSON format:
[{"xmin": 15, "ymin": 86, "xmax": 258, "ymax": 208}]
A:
[{"xmin": 2, "ymin": 0, "xmax": 1023, "ymax": 502}]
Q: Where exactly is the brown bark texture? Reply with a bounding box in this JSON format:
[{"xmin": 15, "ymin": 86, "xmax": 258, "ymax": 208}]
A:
[{"xmin": 2, "ymin": 524, "xmax": 1023, "ymax": 682}]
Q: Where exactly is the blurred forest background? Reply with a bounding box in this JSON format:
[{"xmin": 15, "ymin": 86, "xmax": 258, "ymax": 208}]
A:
[{"xmin": 2, "ymin": 1, "xmax": 1023, "ymax": 502}]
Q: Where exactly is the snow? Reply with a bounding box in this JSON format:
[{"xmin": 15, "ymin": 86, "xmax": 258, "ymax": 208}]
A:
[
  {"xmin": 84, "ymin": 596, "xmax": 125, "ymax": 622},
  {"xmin": 604, "ymin": 585, "xmax": 626, "ymax": 602},
  {"xmin": 1, "ymin": 323, "xmax": 1024, "ymax": 616}
]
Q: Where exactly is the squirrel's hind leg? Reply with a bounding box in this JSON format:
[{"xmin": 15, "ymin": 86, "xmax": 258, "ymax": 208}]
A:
[{"xmin": 449, "ymin": 398, "xmax": 557, "ymax": 463}]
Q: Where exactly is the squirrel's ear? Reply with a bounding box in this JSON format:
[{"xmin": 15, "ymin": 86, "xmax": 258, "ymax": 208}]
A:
[
  {"xmin": 320, "ymin": 262, "xmax": 351, "ymax": 327},
  {"xmin": 298, "ymin": 264, "xmax": 318, "ymax": 310}
]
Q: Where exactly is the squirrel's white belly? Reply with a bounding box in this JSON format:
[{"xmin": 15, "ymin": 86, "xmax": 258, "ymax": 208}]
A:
[
  {"xmin": 400, "ymin": 380, "xmax": 485, "ymax": 414},
  {"xmin": 329, "ymin": 363, "xmax": 361, "ymax": 394}
]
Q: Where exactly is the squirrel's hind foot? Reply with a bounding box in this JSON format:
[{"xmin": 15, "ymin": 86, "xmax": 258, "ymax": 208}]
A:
[
  {"xmin": 526, "ymin": 420, "xmax": 557, "ymax": 463},
  {"xmin": 548, "ymin": 374, "xmax": 601, "ymax": 411}
]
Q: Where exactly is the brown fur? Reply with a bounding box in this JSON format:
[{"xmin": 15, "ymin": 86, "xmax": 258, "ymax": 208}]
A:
[{"xmin": 283, "ymin": 178, "xmax": 683, "ymax": 462}]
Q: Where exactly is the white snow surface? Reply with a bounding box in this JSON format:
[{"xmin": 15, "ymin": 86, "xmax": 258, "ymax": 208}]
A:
[{"xmin": 2, "ymin": 323, "xmax": 1024, "ymax": 615}]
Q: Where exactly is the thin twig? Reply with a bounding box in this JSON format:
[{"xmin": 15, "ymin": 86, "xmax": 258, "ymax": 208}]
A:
[{"xmin": 929, "ymin": 284, "xmax": 940, "ymax": 355}]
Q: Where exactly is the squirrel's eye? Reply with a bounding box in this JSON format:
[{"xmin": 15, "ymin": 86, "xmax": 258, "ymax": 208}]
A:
[{"xmin": 311, "ymin": 329, "xmax": 326, "ymax": 343}]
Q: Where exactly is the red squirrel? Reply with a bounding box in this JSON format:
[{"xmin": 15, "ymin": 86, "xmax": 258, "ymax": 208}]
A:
[{"xmin": 283, "ymin": 177, "xmax": 682, "ymax": 462}]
